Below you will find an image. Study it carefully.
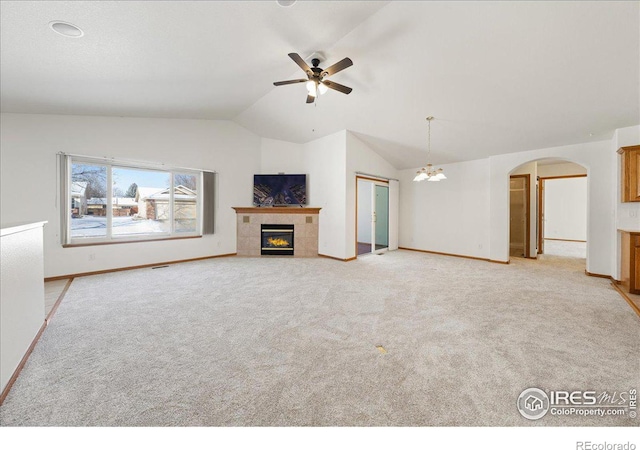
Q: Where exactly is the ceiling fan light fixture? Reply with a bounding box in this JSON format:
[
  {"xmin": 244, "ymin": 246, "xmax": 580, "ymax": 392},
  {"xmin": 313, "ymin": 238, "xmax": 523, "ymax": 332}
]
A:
[
  {"xmin": 306, "ymin": 80, "xmax": 317, "ymax": 97},
  {"xmin": 317, "ymin": 83, "xmax": 328, "ymax": 95},
  {"xmin": 276, "ymin": 0, "xmax": 297, "ymax": 7}
]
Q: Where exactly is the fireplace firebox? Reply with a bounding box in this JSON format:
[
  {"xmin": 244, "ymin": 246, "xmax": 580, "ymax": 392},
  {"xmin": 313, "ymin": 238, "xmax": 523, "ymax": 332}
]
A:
[{"xmin": 261, "ymin": 224, "xmax": 294, "ymax": 256}]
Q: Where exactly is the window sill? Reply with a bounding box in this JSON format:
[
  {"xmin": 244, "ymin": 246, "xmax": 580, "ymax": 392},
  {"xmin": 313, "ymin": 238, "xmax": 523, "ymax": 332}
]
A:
[{"xmin": 63, "ymin": 235, "xmax": 202, "ymax": 248}]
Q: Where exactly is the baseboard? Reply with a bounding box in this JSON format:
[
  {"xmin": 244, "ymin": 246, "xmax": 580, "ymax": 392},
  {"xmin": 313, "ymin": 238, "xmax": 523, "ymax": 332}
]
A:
[
  {"xmin": 489, "ymin": 259, "xmax": 511, "ymax": 264},
  {"xmin": 399, "ymin": 246, "xmax": 493, "ymax": 263},
  {"xmin": 585, "ymin": 270, "xmax": 613, "ymax": 280},
  {"xmin": 45, "ymin": 278, "xmax": 73, "ymax": 324},
  {"xmin": 610, "ymin": 282, "xmax": 640, "ymax": 318},
  {"xmin": 44, "ymin": 253, "xmax": 237, "ymax": 281},
  {"xmin": 544, "ymin": 238, "xmax": 587, "ymax": 243},
  {"xmin": 318, "ymin": 254, "xmax": 356, "ymax": 262},
  {"xmin": 0, "ymin": 320, "xmax": 47, "ymax": 405}
]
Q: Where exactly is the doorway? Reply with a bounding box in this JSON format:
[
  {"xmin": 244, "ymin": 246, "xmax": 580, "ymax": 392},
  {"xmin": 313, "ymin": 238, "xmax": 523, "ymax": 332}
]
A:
[
  {"xmin": 356, "ymin": 177, "xmax": 389, "ymax": 256},
  {"xmin": 509, "ymin": 174, "xmax": 530, "ymax": 258},
  {"xmin": 538, "ymin": 175, "xmax": 587, "ymax": 258}
]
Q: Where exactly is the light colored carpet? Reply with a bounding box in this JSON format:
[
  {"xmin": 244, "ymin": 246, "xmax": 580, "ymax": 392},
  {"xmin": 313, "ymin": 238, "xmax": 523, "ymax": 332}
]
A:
[{"xmin": 1, "ymin": 250, "xmax": 638, "ymax": 426}]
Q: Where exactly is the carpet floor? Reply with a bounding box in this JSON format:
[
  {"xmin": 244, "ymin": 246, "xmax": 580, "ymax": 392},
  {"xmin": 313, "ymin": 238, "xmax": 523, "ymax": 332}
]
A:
[{"xmin": 1, "ymin": 250, "xmax": 638, "ymax": 426}]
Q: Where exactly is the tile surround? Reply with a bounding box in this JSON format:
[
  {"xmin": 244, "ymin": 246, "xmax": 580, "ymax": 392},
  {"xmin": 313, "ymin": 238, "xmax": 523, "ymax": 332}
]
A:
[{"xmin": 233, "ymin": 207, "xmax": 320, "ymax": 257}]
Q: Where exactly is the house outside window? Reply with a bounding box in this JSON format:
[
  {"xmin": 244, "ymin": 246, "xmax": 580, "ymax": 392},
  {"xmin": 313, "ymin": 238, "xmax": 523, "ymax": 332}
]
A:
[{"xmin": 63, "ymin": 156, "xmax": 203, "ymax": 245}]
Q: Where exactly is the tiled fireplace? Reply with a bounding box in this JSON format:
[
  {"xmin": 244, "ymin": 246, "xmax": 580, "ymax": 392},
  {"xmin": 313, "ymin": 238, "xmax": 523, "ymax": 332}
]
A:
[{"xmin": 233, "ymin": 207, "xmax": 320, "ymax": 257}]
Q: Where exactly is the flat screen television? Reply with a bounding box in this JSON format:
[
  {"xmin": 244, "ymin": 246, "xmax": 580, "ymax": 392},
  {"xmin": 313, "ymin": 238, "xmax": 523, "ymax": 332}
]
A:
[{"xmin": 253, "ymin": 174, "xmax": 307, "ymax": 206}]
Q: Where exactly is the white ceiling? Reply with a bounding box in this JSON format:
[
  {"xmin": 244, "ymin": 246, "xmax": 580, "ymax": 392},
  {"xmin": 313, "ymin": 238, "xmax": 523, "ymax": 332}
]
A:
[{"xmin": 1, "ymin": 1, "xmax": 638, "ymax": 168}]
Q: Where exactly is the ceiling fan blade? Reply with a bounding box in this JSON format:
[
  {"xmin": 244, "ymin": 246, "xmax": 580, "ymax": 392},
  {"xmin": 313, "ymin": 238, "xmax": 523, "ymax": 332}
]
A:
[
  {"xmin": 288, "ymin": 53, "xmax": 312, "ymax": 74},
  {"xmin": 322, "ymin": 80, "xmax": 352, "ymax": 95},
  {"xmin": 306, "ymin": 95, "xmax": 315, "ymax": 104},
  {"xmin": 322, "ymin": 57, "xmax": 353, "ymax": 77},
  {"xmin": 273, "ymin": 79, "xmax": 308, "ymax": 86}
]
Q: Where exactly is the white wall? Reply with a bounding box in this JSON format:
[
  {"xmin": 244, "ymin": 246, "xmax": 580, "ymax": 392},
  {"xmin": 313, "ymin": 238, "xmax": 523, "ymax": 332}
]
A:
[
  {"xmin": 399, "ymin": 158, "xmax": 491, "ymax": 259},
  {"xmin": 259, "ymin": 138, "xmax": 305, "ymax": 174},
  {"xmin": 544, "ymin": 177, "xmax": 587, "ymax": 241},
  {"xmin": 537, "ymin": 162, "xmax": 587, "ymax": 178},
  {"xmin": 0, "ymin": 113, "xmax": 261, "ymax": 278},
  {"xmin": 260, "ymin": 131, "xmax": 398, "ymax": 260},
  {"xmin": 345, "ymin": 132, "xmax": 398, "ymax": 259},
  {"xmin": 357, "ymin": 180, "xmax": 372, "ymax": 243},
  {"xmin": 259, "ymin": 132, "xmax": 348, "ymax": 259},
  {"xmin": 489, "ymin": 140, "xmax": 613, "ymax": 275},
  {"xmin": 0, "ymin": 222, "xmax": 46, "ymax": 394}
]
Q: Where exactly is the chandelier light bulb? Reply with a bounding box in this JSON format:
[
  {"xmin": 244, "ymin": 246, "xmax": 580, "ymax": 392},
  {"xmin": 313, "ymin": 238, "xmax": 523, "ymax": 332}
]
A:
[{"xmin": 414, "ymin": 116, "xmax": 446, "ymax": 183}]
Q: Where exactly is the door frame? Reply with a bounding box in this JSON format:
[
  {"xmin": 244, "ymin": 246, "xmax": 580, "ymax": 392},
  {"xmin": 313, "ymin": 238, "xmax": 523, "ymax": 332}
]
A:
[
  {"xmin": 537, "ymin": 174, "xmax": 588, "ymax": 255},
  {"xmin": 356, "ymin": 175, "xmax": 389, "ymax": 257},
  {"xmin": 509, "ymin": 174, "xmax": 530, "ymax": 259}
]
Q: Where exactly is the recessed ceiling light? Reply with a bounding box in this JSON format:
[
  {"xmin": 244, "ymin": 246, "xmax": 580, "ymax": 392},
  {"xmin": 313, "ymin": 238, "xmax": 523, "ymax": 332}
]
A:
[
  {"xmin": 276, "ymin": 0, "xmax": 297, "ymax": 7},
  {"xmin": 49, "ymin": 21, "xmax": 84, "ymax": 38}
]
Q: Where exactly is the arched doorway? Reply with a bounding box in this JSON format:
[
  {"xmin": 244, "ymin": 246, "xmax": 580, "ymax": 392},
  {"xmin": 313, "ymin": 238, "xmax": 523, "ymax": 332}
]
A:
[{"xmin": 508, "ymin": 158, "xmax": 588, "ymax": 267}]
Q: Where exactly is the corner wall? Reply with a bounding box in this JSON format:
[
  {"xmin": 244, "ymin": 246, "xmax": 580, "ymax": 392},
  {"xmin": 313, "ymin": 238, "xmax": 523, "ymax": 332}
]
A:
[
  {"xmin": 0, "ymin": 113, "xmax": 261, "ymax": 278},
  {"xmin": 399, "ymin": 158, "xmax": 491, "ymax": 259},
  {"xmin": 260, "ymin": 132, "xmax": 348, "ymax": 259}
]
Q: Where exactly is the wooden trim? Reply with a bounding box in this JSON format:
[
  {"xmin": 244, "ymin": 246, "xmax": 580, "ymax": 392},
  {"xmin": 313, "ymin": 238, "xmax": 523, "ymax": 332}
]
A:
[
  {"xmin": 399, "ymin": 246, "xmax": 490, "ymax": 263},
  {"xmin": 538, "ymin": 174, "xmax": 587, "ymax": 180},
  {"xmin": 611, "ymin": 281, "xmax": 640, "ymax": 318},
  {"xmin": 355, "ymin": 176, "xmax": 359, "ymax": 258},
  {"xmin": 355, "ymin": 175, "xmax": 389, "ymax": 184},
  {"xmin": 510, "ymin": 174, "xmax": 530, "ymax": 258},
  {"xmin": 538, "ymin": 177, "xmax": 544, "ymax": 254},
  {"xmin": 545, "ymin": 238, "xmax": 587, "ymax": 243},
  {"xmin": 45, "ymin": 278, "xmax": 73, "ymax": 324},
  {"xmin": 318, "ymin": 253, "xmax": 356, "ymax": 262},
  {"xmin": 232, "ymin": 207, "xmax": 321, "ymax": 214},
  {"xmin": 617, "ymin": 144, "xmax": 640, "ymax": 155},
  {"xmin": 0, "ymin": 321, "xmax": 48, "ymax": 405},
  {"xmin": 63, "ymin": 235, "xmax": 202, "ymax": 248},
  {"xmin": 489, "ymin": 259, "xmax": 510, "ymax": 264},
  {"xmin": 585, "ymin": 270, "xmax": 613, "ymax": 280},
  {"xmin": 525, "ymin": 256, "xmax": 538, "ymax": 260},
  {"xmin": 44, "ymin": 253, "xmax": 236, "ymax": 281}
]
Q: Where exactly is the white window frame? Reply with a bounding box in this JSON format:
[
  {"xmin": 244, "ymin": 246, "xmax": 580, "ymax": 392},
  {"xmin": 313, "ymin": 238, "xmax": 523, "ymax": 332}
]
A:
[{"xmin": 63, "ymin": 155, "xmax": 203, "ymax": 246}]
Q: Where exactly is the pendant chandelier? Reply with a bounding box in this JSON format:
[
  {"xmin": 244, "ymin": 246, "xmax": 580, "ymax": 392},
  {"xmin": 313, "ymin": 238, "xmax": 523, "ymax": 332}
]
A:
[{"xmin": 413, "ymin": 116, "xmax": 446, "ymax": 182}]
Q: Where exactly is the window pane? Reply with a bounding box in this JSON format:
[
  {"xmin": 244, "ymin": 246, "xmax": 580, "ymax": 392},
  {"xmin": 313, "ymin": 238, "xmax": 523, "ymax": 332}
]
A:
[
  {"xmin": 173, "ymin": 173, "xmax": 198, "ymax": 233},
  {"xmin": 71, "ymin": 163, "xmax": 107, "ymax": 239},
  {"xmin": 112, "ymin": 167, "xmax": 170, "ymax": 237}
]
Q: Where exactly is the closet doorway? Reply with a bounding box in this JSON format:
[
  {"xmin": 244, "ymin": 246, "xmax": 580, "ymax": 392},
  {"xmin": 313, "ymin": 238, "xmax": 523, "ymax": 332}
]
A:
[
  {"xmin": 509, "ymin": 174, "xmax": 530, "ymax": 258},
  {"xmin": 356, "ymin": 177, "xmax": 389, "ymax": 256}
]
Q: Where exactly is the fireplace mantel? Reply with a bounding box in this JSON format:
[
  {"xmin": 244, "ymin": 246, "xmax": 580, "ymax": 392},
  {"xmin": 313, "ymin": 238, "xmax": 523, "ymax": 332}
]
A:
[
  {"xmin": 233, "ymin": 207, "xmax": 320, "ymax": 257},
  {"xmin": 232, "ymin": 207, "xmax": 321, "ymax": 215}
]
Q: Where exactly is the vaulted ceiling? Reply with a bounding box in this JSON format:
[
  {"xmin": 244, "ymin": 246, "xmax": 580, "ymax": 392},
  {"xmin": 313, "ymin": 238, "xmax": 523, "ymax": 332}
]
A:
[{"xmin": 1, "ymin": 1, "xmax": 638, "ymax": 168}]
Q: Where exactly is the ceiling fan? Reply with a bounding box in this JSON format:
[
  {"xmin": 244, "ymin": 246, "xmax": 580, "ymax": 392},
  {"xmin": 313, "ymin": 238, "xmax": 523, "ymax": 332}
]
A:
[{"xmin": 273, "ymin": 53, "xmax": 353, "ymax": 104}]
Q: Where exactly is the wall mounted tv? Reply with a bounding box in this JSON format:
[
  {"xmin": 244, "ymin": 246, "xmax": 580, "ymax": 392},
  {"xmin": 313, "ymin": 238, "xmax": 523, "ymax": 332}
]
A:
[{"xmin": 253, "ymin": 174, "xmax": 307, "ymax": 206}]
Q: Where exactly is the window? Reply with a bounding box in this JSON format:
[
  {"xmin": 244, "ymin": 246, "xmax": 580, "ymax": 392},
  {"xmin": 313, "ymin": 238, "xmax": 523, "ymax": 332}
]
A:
[{"xmin": 63, "ymin": 155, "xmax": 207, "ymax": 245}]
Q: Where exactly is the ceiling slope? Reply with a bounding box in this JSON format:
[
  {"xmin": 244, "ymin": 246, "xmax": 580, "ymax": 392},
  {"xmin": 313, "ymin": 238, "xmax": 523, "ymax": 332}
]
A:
[
  {"xmin": 0, "ymin": 1, "xmax": 388, "ymax": 119},
  {"xmin": 235, "ymin": 1, "xmax": 640, "ymax": 167}
]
